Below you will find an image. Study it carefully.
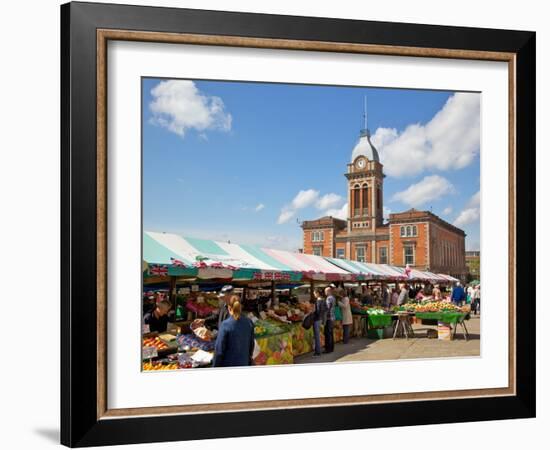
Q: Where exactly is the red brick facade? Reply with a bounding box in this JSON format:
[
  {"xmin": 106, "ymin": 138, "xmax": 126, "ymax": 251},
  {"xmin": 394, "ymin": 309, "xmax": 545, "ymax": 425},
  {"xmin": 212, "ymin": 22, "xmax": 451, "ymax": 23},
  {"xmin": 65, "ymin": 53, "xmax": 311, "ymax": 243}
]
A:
[{"xmin": 301, "ymin": 129, "xmax": 468, "ymax": 280}]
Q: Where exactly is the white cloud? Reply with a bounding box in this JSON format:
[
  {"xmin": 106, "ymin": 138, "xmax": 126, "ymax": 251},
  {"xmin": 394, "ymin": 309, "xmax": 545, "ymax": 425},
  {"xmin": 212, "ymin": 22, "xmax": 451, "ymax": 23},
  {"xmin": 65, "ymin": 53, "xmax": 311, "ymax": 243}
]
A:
[
  {"xmin": 467, "ymin": 190, "xmax": 480, "ymax": 208},
  {"xmin": 255, "ymin": 203, "xmax": 265, "ymax": 212},
  {"xmin": 371, "ymin": 93, "xmax": 480, "ymax": 177},
  {"xmin": 453, "ymin": 191, "xmax": 481, "ymax": 228},
  {"xmin": 392, "ymin": 175, "xmax": 454, "ymax": 207},
  {"xmin": 291, "ymin": 189, "xmax": 319, "ymax": 209},
  {"xmin": 278, "ymin": 190, "xmax": 346, "ymax": 224},
  {"xmin": 149, "ymin": 80, "xmax": 232, "ymax": 138},
  {"xmin": 278, "ymin": 189, "xmax": 320, "ymax": 224},
  {"xmin": 325, "ymin": 202, "xmax": 348, "ymax": 220},
  {"xmin": 316, "ymin": 193, "xmax": 344, "ymax": 210},
  {"xmin": 277, "ymin": 209, "xmax": 296, "ymax": 224},
  {"xmin": 454, "ymin": 208, "xmax": 480, "ymax": 227},
  {"xmin": 443, "ymin": 206, "xmax": 453, "ymax": 215}
]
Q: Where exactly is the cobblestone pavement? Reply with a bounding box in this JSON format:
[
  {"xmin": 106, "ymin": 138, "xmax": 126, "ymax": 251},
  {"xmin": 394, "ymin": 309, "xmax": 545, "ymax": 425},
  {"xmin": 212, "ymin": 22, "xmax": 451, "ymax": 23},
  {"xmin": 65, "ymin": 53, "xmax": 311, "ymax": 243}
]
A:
[{"xmin": 294, "ymin": 315, "xmax": 480, "ymax": 364}]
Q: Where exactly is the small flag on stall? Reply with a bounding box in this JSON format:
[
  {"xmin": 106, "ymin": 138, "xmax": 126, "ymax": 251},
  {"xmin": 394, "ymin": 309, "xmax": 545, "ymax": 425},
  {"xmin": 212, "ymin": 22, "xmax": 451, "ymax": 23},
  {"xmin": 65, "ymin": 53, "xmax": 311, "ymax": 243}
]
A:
[{"xmin": 149, "ymin": 264, "xmax": 168, "ymax": 276}]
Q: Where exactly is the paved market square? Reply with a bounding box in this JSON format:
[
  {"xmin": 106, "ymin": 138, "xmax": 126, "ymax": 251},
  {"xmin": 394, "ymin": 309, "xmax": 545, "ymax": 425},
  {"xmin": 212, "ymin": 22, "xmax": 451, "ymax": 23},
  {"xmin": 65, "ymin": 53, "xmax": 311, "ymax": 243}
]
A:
[{"xmin": 295, "ymin": 316, "xmax": 480, "ymax": 364}]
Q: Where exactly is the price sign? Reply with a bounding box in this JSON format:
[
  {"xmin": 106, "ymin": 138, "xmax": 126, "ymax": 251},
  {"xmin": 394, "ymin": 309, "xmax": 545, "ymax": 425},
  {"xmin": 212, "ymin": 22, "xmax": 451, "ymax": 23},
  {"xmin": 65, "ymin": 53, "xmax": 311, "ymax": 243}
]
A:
[
  {"xmin": 142, "ymin": 324, "xmax": 150, "ymax": 334},
  {"xmin": 142, "ymin": 346, "xmax": 158, "ymax": 360},
  {"xmin": 191, "ymin": 285, "xmax": 199, "ymax": 292},
  {"xmin": 181, "ymin": 288, "xmax": 190, "ymax": 294}
]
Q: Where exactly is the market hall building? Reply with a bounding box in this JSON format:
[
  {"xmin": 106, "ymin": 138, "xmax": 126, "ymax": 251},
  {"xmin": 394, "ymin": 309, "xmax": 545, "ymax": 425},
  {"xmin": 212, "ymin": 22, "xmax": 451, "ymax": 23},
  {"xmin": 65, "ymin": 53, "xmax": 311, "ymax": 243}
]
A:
[{"xmin": 301, "ymin": 126, "xmax": 468, "ymax": 281}]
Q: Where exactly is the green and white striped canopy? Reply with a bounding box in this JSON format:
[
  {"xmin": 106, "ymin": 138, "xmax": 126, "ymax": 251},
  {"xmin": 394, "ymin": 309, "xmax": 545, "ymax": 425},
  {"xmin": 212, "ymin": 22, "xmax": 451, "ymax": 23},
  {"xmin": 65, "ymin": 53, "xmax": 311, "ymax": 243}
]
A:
[{"xmin": 143, "ymin": 231, "xmax": 351, "ymax": 281}]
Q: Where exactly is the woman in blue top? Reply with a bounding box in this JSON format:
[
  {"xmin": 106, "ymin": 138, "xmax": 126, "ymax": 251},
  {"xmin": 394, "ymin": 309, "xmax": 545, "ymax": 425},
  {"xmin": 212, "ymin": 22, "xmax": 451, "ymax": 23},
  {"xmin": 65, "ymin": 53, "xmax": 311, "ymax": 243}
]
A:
[{"xmin": 213, "ymin": 295, "xmax": 255, "ymax": 367}]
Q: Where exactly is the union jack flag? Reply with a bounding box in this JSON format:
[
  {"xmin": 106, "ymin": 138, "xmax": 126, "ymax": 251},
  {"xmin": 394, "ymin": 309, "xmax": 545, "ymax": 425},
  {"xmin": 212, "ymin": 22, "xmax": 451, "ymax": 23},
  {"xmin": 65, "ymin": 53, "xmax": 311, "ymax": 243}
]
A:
[
  {"xmin": 149, "ymin": 265, "xmax": 168, "ymax": 276},
  {"xmin": 170, "ymin": 258, "xmax": 187, "ymax": 267}
]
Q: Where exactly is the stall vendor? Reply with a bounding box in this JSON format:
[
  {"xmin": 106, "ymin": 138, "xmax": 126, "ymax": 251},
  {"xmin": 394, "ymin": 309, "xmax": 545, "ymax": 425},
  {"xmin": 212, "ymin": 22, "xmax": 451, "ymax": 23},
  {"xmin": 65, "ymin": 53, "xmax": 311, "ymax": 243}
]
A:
[{"xmin": 143, "ymin": 299, "xmax": 171, "ymax": 333}]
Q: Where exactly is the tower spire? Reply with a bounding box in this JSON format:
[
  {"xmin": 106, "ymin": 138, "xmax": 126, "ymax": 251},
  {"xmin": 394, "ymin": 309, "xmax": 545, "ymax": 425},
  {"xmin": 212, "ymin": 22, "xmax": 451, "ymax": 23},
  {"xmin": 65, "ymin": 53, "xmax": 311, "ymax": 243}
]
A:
[
  {"xmin": 363, "ymin": 95, "xmax": 368, "ymax": 130},
  {"xmin": 360, "ymin": 95, "xmax": 370, "ymax": 137}
]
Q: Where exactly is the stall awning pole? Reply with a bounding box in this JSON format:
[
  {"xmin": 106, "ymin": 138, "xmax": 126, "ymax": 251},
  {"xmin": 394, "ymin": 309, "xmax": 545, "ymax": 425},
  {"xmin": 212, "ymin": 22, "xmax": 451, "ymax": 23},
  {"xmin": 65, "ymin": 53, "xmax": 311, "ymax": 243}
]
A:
[{"xmin": 169, "ymin": 277, "xmax": 177, "ymax": 321}]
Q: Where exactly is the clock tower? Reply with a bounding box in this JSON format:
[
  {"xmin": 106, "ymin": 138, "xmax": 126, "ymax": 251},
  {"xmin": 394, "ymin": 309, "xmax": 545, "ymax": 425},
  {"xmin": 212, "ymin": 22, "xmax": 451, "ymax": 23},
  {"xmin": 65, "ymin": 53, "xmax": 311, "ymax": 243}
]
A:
[{"xmin": 345, "ymin": 128, "xmax": 384, "ymax": 233}]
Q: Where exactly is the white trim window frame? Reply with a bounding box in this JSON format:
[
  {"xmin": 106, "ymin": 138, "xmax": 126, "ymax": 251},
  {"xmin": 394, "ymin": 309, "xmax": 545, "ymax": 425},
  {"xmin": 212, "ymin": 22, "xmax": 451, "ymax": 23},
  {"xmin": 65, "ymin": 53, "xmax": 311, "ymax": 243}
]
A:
[
  {"xmin": 312, "ymin": 231, "xmax": 325, "ymax": 242},
  {"xmin": 356, "ymin": 245, "xmax": 366, "ymax": 262},
  {"xmin": 379, "ymin": 246, "xmax": 388, "ymax": 264},
  {"xmin": 403, "ymin": 244, "xmax": 415, "ymax": 266}
]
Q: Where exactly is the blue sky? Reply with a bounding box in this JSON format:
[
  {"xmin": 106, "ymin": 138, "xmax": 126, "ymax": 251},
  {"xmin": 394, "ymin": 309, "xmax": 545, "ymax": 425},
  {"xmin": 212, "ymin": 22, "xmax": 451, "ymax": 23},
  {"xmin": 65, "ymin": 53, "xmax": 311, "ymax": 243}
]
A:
[{"xmin": 142, "ymin": 78, "xmax": 481, "ymax": 251}]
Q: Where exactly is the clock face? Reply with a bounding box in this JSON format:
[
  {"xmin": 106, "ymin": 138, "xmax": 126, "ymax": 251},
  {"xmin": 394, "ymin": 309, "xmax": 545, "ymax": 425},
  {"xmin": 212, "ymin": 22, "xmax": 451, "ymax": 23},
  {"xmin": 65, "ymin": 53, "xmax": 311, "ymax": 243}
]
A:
[{"xmin": 356, "ymin": 158, "xmax": 366, "ymax": 169}]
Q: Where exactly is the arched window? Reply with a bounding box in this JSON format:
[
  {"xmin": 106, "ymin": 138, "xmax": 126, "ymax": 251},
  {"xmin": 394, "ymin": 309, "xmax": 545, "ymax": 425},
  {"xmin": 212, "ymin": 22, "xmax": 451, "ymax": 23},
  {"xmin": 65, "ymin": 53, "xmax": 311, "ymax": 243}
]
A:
[
  {"xmin": 353, "ymin": 184, "xmax": 360, "ymax": 217},
  {"xmin": 406, "ymin": 226, "xmax": 412, "ymax": 237},
  {"xmin": 412, "ymin": 225, "xmax": 417, "ymax": 236},
  {"xmin": 376, "ymin": 186, "xmax": 381, "ymax": 212},
  {"xmin": 361, "ymin": 183, "xmax": 368, "ymax": 216}
]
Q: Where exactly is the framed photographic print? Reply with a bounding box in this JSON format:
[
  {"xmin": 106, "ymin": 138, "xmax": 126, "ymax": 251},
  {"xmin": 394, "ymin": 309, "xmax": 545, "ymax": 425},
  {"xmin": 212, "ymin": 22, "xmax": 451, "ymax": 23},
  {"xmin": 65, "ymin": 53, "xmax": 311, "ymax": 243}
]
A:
[{"xmin": 61, "ymin": 1, "xmax": 536, "ymax": 447}]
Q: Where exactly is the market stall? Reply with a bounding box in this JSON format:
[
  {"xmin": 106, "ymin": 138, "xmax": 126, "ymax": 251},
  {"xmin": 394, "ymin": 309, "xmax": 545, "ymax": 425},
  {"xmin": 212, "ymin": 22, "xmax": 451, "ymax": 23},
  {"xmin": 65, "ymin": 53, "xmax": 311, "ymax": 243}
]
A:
[{"xmin": 141, "ymin": 231, "xmax": 470, "ymax": 370}]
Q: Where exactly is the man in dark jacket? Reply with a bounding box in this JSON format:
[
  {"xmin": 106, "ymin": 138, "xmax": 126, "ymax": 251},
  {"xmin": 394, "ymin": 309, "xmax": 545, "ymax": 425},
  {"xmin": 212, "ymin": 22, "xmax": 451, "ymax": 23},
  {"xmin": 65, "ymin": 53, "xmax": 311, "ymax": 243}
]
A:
[
  {"xmin": 324, "ymin": 287, "xmax": 336, "ymax": 353},
  {"xmin": 312, "ymin": 289, "xmax": 327, "ymax": 356},
  {"xmin": 451, "ymin": 283, "xmax": 466, "ymax": 305},
  {"xmin": 216, "ymin": 285, "xmax": 234, "ymax": 329}
]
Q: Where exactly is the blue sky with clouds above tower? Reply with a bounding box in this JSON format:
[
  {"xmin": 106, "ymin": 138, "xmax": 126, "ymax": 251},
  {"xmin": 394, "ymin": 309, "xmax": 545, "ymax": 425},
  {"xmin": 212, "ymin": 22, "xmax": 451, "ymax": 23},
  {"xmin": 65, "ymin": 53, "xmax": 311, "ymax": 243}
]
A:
[{"xmin": 142, "ymin": 78, "xmax": 481, "ymax": 251}]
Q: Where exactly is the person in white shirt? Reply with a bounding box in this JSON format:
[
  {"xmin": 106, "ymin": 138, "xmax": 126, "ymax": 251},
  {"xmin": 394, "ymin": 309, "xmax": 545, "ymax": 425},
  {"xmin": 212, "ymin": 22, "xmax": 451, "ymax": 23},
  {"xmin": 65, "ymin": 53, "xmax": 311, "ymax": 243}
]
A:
[{"xmin": 397, "ymin": 283, "xmax": 408, "ymax": 306}]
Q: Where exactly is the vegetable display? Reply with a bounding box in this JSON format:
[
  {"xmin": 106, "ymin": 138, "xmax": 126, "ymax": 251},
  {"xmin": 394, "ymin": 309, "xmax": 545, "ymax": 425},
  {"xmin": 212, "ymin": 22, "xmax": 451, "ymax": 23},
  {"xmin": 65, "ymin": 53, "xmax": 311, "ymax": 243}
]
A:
[
  {"xmin": 399, "ymin": 301, "xmax": 469, "ymax": 313},
  {"xmin": 142, "ymin": 361, "xmax": 179, "ymax": 371},
  {"xmin": 143, "ymin": 336, "xmax": 169, "ymax": 350},
  {"xmin": 184, "ymin": 295, "xmax": 219, "ymax": 317}
]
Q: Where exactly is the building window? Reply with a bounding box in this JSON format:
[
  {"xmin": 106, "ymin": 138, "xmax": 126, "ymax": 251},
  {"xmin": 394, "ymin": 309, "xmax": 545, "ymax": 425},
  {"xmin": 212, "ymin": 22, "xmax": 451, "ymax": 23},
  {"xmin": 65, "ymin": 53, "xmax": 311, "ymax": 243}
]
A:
[
  {"xmin": 312, "ymin": 246, "xmax": 323, "ymax": 256},
  {"xmin": 404, "ymin": 245, "xmax": 415, "ymax": 265},
  {"xmin": 336, "ymin": 248, "xmax": 345, "ymax": 259},
  {"xmin": 356, "ymin": 245, "xmax": 366, "ymax": 262},
  {"xmin": 379, "ymin": 247, "xmax": 388, "ymax": 264},
  {"xmin": 311, "ymin": 231, "xmax": 325, "ymax": 242},
  {"xmin": 376, "ymin": 187, "xmax": 381, "ymax": 212},
  {"xmin": 353, "ymin": 185, "xmax": 360, "ymax": 217},
  {"xmin": 400, "ymin": 225, "xmax": 418, "ymax": 237},
  {"xmin": 361, "ymin": 184, "xmax": 369, "ymax": 216}
]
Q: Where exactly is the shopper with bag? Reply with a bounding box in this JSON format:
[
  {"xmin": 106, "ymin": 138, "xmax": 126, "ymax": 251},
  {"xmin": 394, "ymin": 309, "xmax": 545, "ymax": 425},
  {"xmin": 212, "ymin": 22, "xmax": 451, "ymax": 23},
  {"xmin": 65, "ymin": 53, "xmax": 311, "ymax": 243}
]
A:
[
  {"xmin": 311, "ymin": 289, "xmax": 327, "ymax": 357},
  {"xmin": 324, "ymin": 287, "xmax": 336, "ymax": 353}
]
